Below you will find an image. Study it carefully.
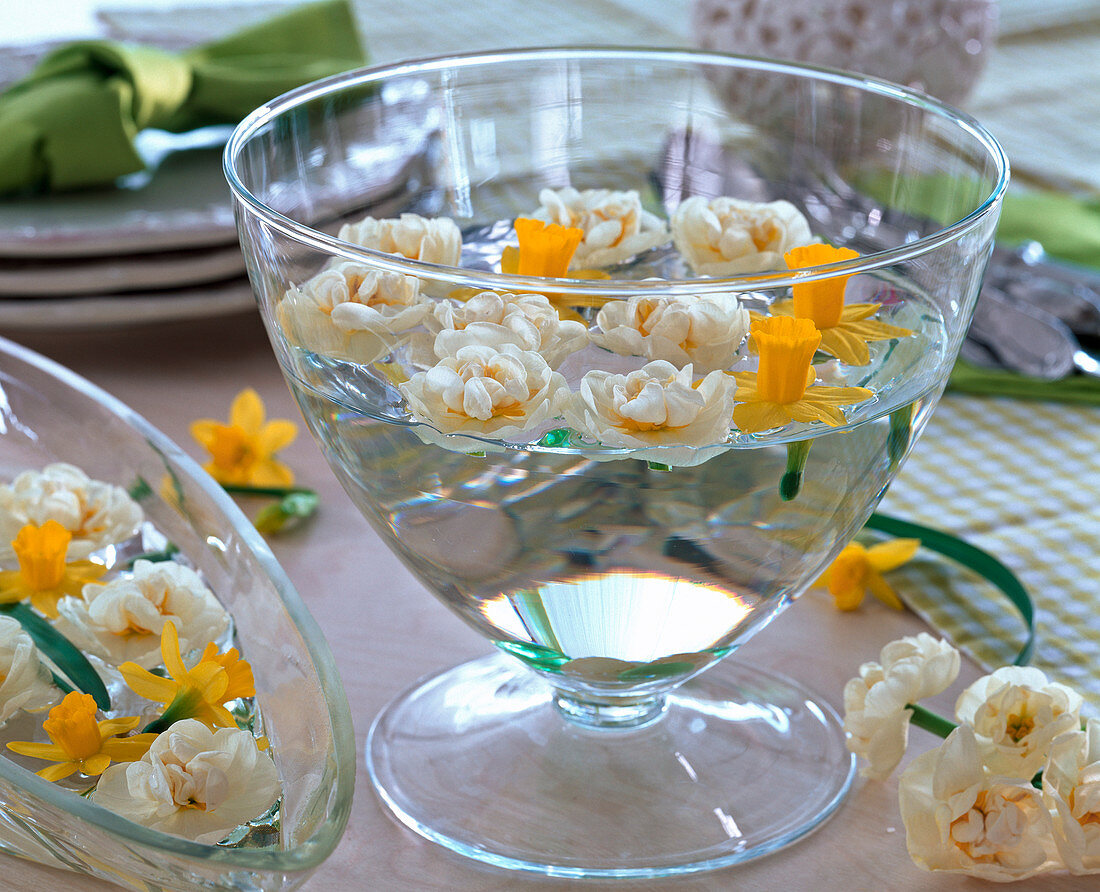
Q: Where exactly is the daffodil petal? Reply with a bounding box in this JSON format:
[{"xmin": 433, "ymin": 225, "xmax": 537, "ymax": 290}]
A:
[
  {"xmin": 82, "ymin": 752, "xmax": 112, "ymax": 776},
  {"xmin": 37, "ymin": 761, "xmax": 79, "ymax": 782},
  {"xmin": 732, "ymin": 401, "xmax": 790, "ymax": 433},
  {"xmin": 7, "ymin": 741, "xmax": 67, "ymax": 760},
  {"xmin": 257, "ymin": 420, "xmax": 298, "ymax": 454},
  {"xmin": 230, "ymin": 388, "xmax": 266, "ymax": 434},
  {"xmin": 248, "ymin": 460, "xmax": 296, "ymax": 488},
  {"xmin": 867, "ymin": 572, "xmax": 905, "ymax": 610},
  {"xmin": 837, "ymin": 303, "xmax": 882, "ymax": 323},
  {"xmin": 189, "ymin": 419, "xmax": 220, "ymax": 448},
  {"xmin": 867, "ymin": 537, "xmax": 921, "ymax": 572},
  {"xmin": 119, "ymin": 662, "xmax": 178, "ymax": 704},
  {"xmin": 819, "ymin": 327, "xmax": 871, "ymax": 365}
]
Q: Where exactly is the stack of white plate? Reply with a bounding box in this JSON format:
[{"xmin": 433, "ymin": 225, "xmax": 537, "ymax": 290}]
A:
[{"xmin": 0, "ymin": 124, "xmax": 255, "ymax": 331}]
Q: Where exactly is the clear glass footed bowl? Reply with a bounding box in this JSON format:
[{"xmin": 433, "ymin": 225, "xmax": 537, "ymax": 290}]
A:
[
  {"xmin": 225, "ymin": 48, "xmax": 1007, "ymax": 879},
  {"xmin": 0, "ymin": 336, "xmax": 356, "ymax": 891}
]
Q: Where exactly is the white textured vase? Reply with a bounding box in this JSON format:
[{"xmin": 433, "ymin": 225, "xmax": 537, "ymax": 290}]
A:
[{"xmin": 692, "ymin": 0, "xmax": 998, "ymax": 106}]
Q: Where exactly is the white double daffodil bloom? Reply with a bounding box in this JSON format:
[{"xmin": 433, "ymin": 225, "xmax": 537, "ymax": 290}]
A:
[
  {"xmin": 955, "ymin": 666, "xmax": 1083, "ymax": 779},
  {"xmin": 400, "ymin": 343, "xmax": 567, "ymax": 442},
  {"xmin": 671, "ymin": 195, "xmax": 813, "ymax": 275},
  {"xmin": 561, "ymin": 361, "xmax": 735, "ymax": 465},
  {"xmin": 1044, "ymin": 718, "xmax": 1100, "ymax": 874},
  {"xmin": 429, "ymin": 291, "xmax": 588, "ymax": 368},
  {"xmin": 91, "ymin": 719, "xmax": 279, "ymax": 844},
  {"xmin": 0, "ymin": 615, "xmax": 60, "ymax": 726},
  {"xmin": 842, "ymin": 633, "xmax": 960, "ymax": 780},
  {"xmin": 279, "ymin": 262, "xmax": 428, "ymax": 363},
  {"xmin": 899, "ymin": 724, "xmax": 1059, "ymax": 881},
  {"xmin": 531, "ymin": 187, "xmax": 669, "ymax": 268},
  {"xmin": 338, "ymin": 212, "xmax": 462, "ymax": 266},
  {"xmin": 0, "ymin": 463, "xmax": 143, "ymax": 562},
  {"xmin": 54, "ymin": 559, "xmax": 230, "ymax": 669},
  {"xmin": 592, "ymin": 291, "xmax": 749, "ymax": 373}
]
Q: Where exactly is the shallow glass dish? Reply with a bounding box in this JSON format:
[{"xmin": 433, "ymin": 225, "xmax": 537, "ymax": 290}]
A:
[{"xmin": 0, "ymin": 335, "xmax": 356, "ymax": 891}]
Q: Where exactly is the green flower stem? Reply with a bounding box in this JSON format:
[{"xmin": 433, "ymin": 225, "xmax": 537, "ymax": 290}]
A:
[
  {"xmin": 219, "ymin": 484, "xmax": 315, "ymax": 498},
  {"xmin": 780, "ymin": 439, "xmax": 813, "ymax": 501},
  {"xmin": 126, "ymin": 543, "xmax": 180, "ymax": 568},
  {"xmin": 887, "ymin": 405, "xmax": 913, "ymax": 467},
  {"xmin": 907, "ymin": 703, "xmax": 957, "ymax": 738},
  {"xmin": 142, "ymin": 688, "xmax": 204, "ymax": 735}
]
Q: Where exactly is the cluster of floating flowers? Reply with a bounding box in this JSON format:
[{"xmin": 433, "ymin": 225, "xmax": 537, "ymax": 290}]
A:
[
  {"xmin": 0, "ymin": 463, "xmax": 279, "ymax": 845},
  {"xmin": 280, "ymin": 187, "xmax": 914, "ymax": 463}
]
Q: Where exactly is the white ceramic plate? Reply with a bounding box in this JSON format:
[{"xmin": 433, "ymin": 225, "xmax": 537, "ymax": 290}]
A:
[{"xmin": 0, "ymin": 279, "xmax": 256, "ymax": 330}]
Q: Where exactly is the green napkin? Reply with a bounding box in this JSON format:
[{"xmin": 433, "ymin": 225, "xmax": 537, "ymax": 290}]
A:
[
  {"xmin": 0, "ymin": 0, "xmax": 366, "ymax": 196},
  {"xmin": 946, "ymin": 187, "xmax": 1100, "ymax": 403}
]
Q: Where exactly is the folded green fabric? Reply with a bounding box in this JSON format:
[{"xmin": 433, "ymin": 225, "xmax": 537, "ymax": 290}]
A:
[
  {"xmin": 0, "ymin": 0, "xmax": 366, "ymax": 196},
  {"xmin": 997, "ymin": 189, "xmax": 1100, "ymax": 270},
  {"xmin": 947, "ymin": 357, "xmax": 1100, "ymax": 404}
]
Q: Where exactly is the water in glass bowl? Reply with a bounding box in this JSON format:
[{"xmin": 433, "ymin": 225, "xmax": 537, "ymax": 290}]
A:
[{"xmin": 282, "ymin": 270, "xmax": 945, "ymax": 700}]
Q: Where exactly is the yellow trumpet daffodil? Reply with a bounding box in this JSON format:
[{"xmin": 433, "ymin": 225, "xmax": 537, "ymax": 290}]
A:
[
  {"xmin": 119, "ymin": 621, "xmax": 255, "ymax": 733},
  {"xmin": 764, "ymin": 243, "xmax": 912, "ymax": 366},
  {"xmin": 731, "ymin": 316, "xmax": 873, "ymax": 433},
  {"xmin": 7, "ymin": 691, "xmax": 155, "ymax": 781},
  {"xmin": 0, "ymin": 521, "xmax": 107, "ymax": 618},
  {"xmin": 817, "ymin": 538, "xmax": 921, "ymax": 611},
  {"xmin": 190, "ymin": 388, "xmax": 298, "ymax": 487}
]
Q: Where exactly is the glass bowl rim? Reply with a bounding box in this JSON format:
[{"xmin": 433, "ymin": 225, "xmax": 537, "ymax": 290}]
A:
[
  {"xmin": 223, "ymin": 45, "xmax": 1010, "ymax": 297},
  {"xmin": 0, "ymin": 334, "xmax": 357, "ymax": 872}
]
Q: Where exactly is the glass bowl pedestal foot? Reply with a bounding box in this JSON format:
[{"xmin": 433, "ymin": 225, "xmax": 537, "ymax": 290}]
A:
[{"xmin": 366, "ymin": 651, "xmax": 855, "ymax": 879}]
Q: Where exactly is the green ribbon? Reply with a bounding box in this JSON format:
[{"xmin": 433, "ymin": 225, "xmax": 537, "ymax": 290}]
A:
[
  {"xmin": 0, "ymin": 0, "xmax": 366, "ymax": 195},
  {"xmin": 866, "ymin": 512, "xmax": 1035, "ymax": 666}
]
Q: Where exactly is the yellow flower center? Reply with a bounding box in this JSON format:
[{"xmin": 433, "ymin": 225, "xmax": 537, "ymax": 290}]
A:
[
  {"xmin": 785, "ymin": 243, "xmax": 860, "ymax": 329},
  {"xmin": 751, "ymin": 316, "xmax": 821, "ymax": 404},
  {"xmin": 12, "ymin": 520, "xmax": 72, "ymax": 591},
  {"xmin": 1004, "ymin": 709, "xmax": 1035, "ymax": 743},
  {"xmin": 513, "ymin": 217, "xmax": 584, "ymax": 277},
  {"xmin": 42, "ymin": 692, "xmax": 102, "ymax": 762},
  {"xmin": 207, "ymin": 423, "xmax": 255, "ymax": 475}
]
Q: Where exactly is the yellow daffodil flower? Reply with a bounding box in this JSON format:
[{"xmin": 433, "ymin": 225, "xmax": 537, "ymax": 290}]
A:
[
  {"xmin": 763, "ymin": 243, "xmax": 912, "ymax": 365},
  {"xmin": 496, "ymin": 218, "xmax": 611, "ymax": 322},
  {"xmin": 0, "ymin": 521, "xmax": 107, "ymax": 618},
  {"xmin": 190, "ymin": 388, "xmax": 298, "ymax": 487},
  {"xmin": 731, "ymin": 316, "xmax": 873, "ymax": 433},
  {"xmin": 119, "ymin": 622, "xmax": 255, "ymax": 733},
  {"xmin": 816, "ymin": 538, "xmax": 921, "ymax": 611},
  {"xmin": 7, "ymin": 691, "xmax": 155, "ymax": 781}
]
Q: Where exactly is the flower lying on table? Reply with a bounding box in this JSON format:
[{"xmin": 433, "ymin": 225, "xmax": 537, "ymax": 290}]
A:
[
  {"xmin": 844, "ymin": 634, "xmax": 1099, "ymax": 880},
  {"xmin": 816, "ymin": 536, "xmax": 922, "ymax": 611},
  {"xmin": 190, "ymin": 388, "xmax": 318, "ymax": 533}
]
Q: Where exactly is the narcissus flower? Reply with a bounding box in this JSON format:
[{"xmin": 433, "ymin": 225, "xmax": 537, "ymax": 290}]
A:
[
  {"xmin": 0, "ymin": 521, "xmax": 107, "ymax": 618},
  {"xmin": 119, "ymin": 622, "xmax": 255, "ymax": 733},
  {"xmin": 91, "ymin": 719, "xmax": 279, "ymax": 844},
  {"xmin": 190, "ymin": 388, "xmax": 298, "ymax": 487},
  {"xmin": 338, "ymin": 212, "xmax": 462, "ymax": 266},
  {"xmin": 526, "ymin": 187, "xmax": 670, "ymax": 269},
  {"xmin": 816, "ymin": 537, "xmax": 921, "ymax": 611},
  {"xmin": 731, "ymin": 316, "xmax": 872, "ymax": 433},
  {"xmin": 7, "ymin": 691, "xmax": 154, "ymax": 781},
  {"xmin": 506, "ymin": 217, "xmax": 584, "ymax": 278},
  {"xmin": 770, "ymin": 243, "xmax": 912, "ymax": 365}
]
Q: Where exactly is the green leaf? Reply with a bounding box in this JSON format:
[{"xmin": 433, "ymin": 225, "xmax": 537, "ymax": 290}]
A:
[
  {"xmin": 0, "ymin": 603, "xmax": 109, "ymax": 710},
  {"xmin": 125, "ymin": 543, "xmax": 180, "ymax": 568}
]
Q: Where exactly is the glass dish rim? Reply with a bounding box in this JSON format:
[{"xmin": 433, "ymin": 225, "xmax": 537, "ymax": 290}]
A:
[
  {"xmin": 223, "ymin": 44, "xmax": 1010, "ymax": 297},
  {"xmin": 0, "ymin": 334, "xmax": 357, "ymax": 872}
]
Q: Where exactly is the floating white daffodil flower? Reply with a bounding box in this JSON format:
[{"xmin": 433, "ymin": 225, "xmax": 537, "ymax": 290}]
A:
[
  {"xmin": 0, "ymin": 463, "xmax": 143, "ymax": 562},
  {"xmin": 842, "ymin": 633, "xmax": 960, "ymax": 780},
  {"xmin": 429, "ymin": 291, "xmax": 588, "ymax": 368},
  {"xmin": 338, "ymin": 212, "xmax": 462, "ymax": 266},
  {"xmin": 899, "ymin": 724, "xmax": 1058, "ymax": 881},
  {"xmin": 400, "ymin": 343, "xmax": 567, "ymax": 441},
  {"xmin": 562, "ymin": 361, "xmax": 736, "ymax": 464},
  {"xmin": 91, "ymin": 719, "xmax": 279, "ymax": 844},
  {"xmin": 671, "ymin": 195, "xmax": 813, "ymax": 275},
  {"xmin": 1044, "ymin": 718, "xmax": 1100, "ymax": 874},
  {"xmin": 955, "ymin": 665, "xmax": 1083, "ymax": 779},
  {"xmin": 530, "ymin": 187, "xmax": 669, "ymax": 268},
  {"xmin": 279, "ymin": 262, "xmax": 428, "ymax": 363},
  {"xmin": 0, "ymin": 615, "xmax": 60, "ymax": 726},
  {"xmin": 54, "ymin": 559, "xmax": 230, "ymax": 670},
  {"xmin": 592, "ymin": 291, "xmax": 749, "ymax": 372}
]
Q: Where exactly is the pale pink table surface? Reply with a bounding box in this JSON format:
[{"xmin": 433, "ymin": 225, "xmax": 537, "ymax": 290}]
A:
[{"xmin": 0, "ymin": 312, "xmax": 1078, "ymax": 891}]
